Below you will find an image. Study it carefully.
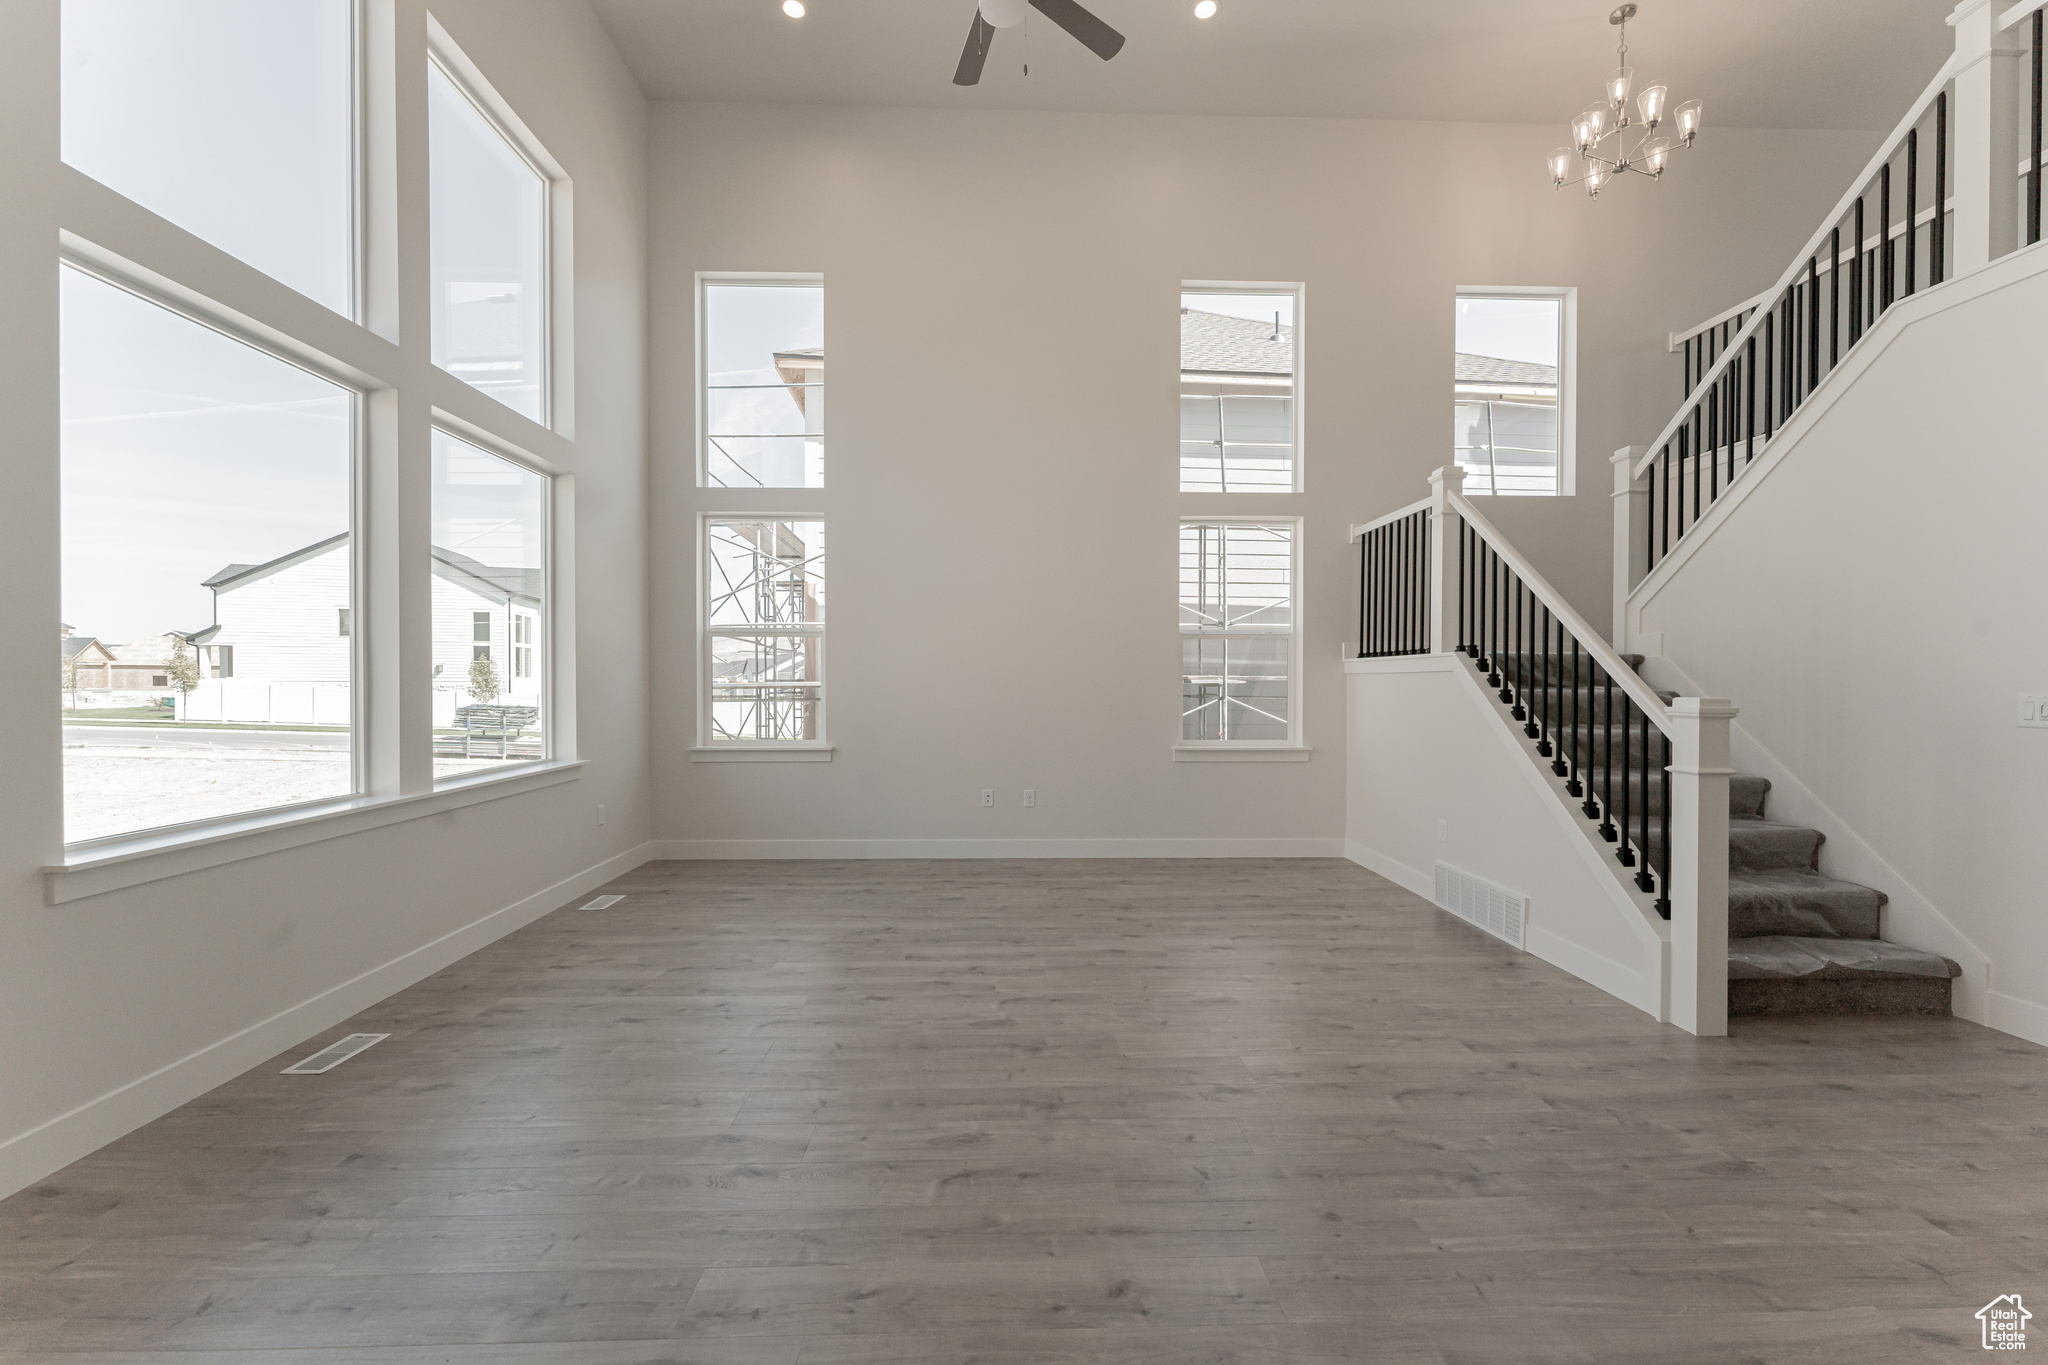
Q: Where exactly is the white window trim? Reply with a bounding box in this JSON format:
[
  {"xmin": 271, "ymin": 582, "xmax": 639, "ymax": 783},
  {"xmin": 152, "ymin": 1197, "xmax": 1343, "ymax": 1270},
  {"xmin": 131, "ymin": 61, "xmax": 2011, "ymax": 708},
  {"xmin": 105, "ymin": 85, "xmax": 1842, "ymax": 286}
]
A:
[
  {"xmin": 1181, "ymin": 279, "xmax": 1305, "ymax": 495},
  {"xmin": 44, "ymin": 14, "xmax": 583, "ymax": 898},
  {"xmin": 1455, "ymin": 284, "xmax": 1578, "ymax": 497},
  {"xmin": 695, "ymin": 271, "xmax": 825, "ymax": 490},
  {"xmin": 1175, "ymin": 515, "xmax": 1306, "ymax": 758},
  {"xmin": 697, "ymin": 513, "xmax": 830, "ymax": 753}
]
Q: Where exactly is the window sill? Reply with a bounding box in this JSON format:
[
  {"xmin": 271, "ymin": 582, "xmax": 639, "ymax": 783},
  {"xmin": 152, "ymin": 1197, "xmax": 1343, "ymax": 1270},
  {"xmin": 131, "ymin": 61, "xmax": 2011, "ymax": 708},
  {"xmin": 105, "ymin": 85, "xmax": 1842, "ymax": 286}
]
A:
[
  {"xmin": 44, "ymin": 760, "xmax": 586, "ymax": 905},
  {"xmin": 1172, "ymin": 745, "xmax": 1312, "ymax": 763},
  {"xmin": 689, "ymin": 745, "xmax": 834, "ymax": 763}
]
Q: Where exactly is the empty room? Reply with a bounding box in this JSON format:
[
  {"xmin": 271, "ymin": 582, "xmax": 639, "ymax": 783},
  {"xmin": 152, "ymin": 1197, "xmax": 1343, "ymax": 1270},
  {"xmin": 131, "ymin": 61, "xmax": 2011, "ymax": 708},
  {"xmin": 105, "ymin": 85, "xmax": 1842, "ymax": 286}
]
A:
[{"xmin": 5, "ymin": 0, "xmax": 2048, "ymax": 1359}]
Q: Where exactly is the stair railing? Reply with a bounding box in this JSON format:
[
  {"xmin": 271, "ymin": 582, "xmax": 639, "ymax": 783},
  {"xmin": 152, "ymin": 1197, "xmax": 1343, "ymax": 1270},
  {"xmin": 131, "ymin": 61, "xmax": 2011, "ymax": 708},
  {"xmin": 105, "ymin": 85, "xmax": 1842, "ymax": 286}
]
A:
[{"xmin": 1352, "ymin": 466, "xmax": 1735, "ymax": 1035}]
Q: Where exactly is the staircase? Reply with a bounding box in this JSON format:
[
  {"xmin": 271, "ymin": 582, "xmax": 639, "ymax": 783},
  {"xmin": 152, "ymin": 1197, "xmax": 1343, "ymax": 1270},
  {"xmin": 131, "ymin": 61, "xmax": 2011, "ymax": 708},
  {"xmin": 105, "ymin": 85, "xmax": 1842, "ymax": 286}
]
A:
[{"xmin": 1555, "ymin": 659, "xmax": 1963, "ymax": 1017}]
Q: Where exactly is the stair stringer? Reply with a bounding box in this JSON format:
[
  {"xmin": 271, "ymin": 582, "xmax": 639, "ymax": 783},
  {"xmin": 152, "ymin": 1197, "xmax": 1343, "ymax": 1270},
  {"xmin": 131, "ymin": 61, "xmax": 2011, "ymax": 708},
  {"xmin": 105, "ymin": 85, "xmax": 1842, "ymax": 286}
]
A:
[
  {"xmin": 1638, "ymin": 649, "xmax": 1991, "ymax": 1026},
  {"xmin": 1344, "ymin": 653, "xmax": 1671, "ymax": 1023}
]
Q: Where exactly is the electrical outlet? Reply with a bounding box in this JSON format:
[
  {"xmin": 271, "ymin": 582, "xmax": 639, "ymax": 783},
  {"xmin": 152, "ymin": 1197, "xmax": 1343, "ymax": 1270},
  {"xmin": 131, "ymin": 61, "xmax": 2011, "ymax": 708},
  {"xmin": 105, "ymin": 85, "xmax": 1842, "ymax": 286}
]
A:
[
  {"xmin": 1438, "ymin": 819, "xmax": 1448, "ymax": 842},
  {"xmin": 1024, "ymin": 789, "xmax": 1036, "ymax": 807},
  {"xmin": 597, "ymin": 803, "xmax": 607, "ymax": 826},
  {"xmin": 2021, "ymin": 694, "xmax": 2048, "ymax": 728},
  {"xmin": 981, "ymin": 789, "xmax": 994, "ymax": 807}
]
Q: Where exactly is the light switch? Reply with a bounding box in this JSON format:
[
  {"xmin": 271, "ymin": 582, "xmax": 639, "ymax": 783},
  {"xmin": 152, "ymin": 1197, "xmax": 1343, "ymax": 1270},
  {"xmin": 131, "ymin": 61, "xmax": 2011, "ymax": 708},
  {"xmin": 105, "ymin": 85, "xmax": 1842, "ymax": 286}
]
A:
[{"xmin": 2020, "ymin": 694, "xmax": 2048, "ymax": 728}]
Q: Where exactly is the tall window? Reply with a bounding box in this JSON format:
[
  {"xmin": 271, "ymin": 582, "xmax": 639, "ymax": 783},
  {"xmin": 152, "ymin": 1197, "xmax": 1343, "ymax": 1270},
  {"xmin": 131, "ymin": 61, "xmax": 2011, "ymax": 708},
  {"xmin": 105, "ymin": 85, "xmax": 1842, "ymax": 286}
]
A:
[
  {"xmin": 701, "ymin": 278, "xmax": 824, "ymax": 488},
  {"xmin": 59, "ymin": 265, "xmax": 357, "ymax": 843},
  {"xmin": 429, "ymin": 59, "xmax": 548, "ymax": 422},
  {"xmin": 1179, "ymin": 521, "xmax": 1298, "ymax": 745},
  {"xmin": 431, "ymin": 431, "xmax": 548, "ymax": 780},
  {"xmin": 60, "ymin": 0, "xmax": 356, "ymax": 317},
  {"xmin": 1180, "ymin": 286, "xmax": 1299, "ymax": 493},
  {"xmin": 1454, "ymin": 290, "xmax": 1571, "ymax": 496},
  {"xmin": 704, "ymin": 520, "xmax": 825, "ymax": 744}
]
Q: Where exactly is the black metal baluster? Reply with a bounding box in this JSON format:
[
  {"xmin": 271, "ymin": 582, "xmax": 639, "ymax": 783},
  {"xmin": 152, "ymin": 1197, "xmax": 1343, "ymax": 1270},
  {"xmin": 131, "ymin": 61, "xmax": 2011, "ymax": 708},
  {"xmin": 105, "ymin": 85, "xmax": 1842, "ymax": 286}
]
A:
[
  {"xmin": 1634, "ymin": 707, "xmax": 1656, "ymax": 892},
  {"xmin": 1905, "ymin": 126, "xmax": 1918, "ymax": 297},
  {"xmin": 1707, "ymin": 373, "xmax": 1719, "ymax": 502},
  {"xmin": 1357, "ymin": 529, "xmax": 1366, "ymax": 657},
  {"xmin": 1692, "ymin": 401, "xmax": 1703, "ymax": 521},
  {"xmin": 1599, "ymin": 665, "xmax": 1616, "ymax": 840},
  {"xmin": 1660, "ymin": 444, "xmax": 1671, "ymax": 559},
  {"xmin": 1567, "ymin": 634, "xmax": 1584, "ymax": 798},
  {"xmin": 1850, "ymin": 197, "xmax": 1864, "ymax": 346},
  {"xmin": 1683, "ymin": 335, "xmax": 1692, "ymax": 399},
  {"xmin": 1829, "ymin": 225, "xmax": 1841, "ymax": 369},
  {"xmin": 1618, "ymin": 690, "xmax": 1636, "ymax": 868},
  {"xmin": 1535, "ymin": 606, "xmax": 1550, "ymax": 748},
  {"xmin": 1456, "ymin": 521, "xmax": 1465, "ymax": 654},
  {"xmin": 1935, "ymin": 90, "xmax": 1948, "ymax": 284},
  {"xmin": 1807, "ymin": 255, "xmax": 1820, "ymax": 398},
  {"xmin": 1763, "ymin": 310, "xmax": 1775, "ymax": 440},
  {"xmin": 1881, "ymin": 161, "xmax": 1893, "ymax": 313},
  {"xmin": 1656, "ymin": 726, "xmax": 1672, "ymax": 917},
  {"xmin": 1744, "ymin": 333, "xmax": 1756, "ymax": 465},
  {"xmin": 1511, "ymin": 579, "xmax": 1525, "ymax": 717},
  {"xmin": 2034, "ymin": 11, "xmax": 2044, "ymax": 247}
]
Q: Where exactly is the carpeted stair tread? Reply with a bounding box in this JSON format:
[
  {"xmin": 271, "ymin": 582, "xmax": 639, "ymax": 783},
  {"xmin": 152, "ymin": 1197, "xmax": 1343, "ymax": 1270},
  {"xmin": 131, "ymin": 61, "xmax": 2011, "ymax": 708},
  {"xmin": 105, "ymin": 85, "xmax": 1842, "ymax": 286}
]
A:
[
  {"xmin": 1728, "ymin": 935, "xmax": 1960, "ymax": 981},
  {"xmin": 1729, "ymin": 774, "xmax": 1770, "ymax": 819},
  {"xmin": 1729, "ymin": 817, "xmax": 1824, "ymax": 871},
  {"xmin": 1729, "ymin": 867, "xmax": 1885, "ymax": 940}
]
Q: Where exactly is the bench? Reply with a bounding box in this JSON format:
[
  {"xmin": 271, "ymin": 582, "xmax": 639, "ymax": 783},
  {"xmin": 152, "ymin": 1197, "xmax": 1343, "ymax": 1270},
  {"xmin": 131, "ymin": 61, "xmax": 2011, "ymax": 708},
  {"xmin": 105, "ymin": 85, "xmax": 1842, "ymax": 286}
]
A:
[{"xmin": 438, "ymin": 705, "xmax": 542, "ymax": 760}]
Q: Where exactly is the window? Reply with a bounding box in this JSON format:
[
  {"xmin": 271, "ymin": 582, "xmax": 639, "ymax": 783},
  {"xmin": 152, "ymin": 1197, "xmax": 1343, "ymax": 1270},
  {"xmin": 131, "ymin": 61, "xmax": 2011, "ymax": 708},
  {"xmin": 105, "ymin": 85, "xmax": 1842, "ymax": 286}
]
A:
[
  {"xmin": 1179, "ymin": 521, "xmax": 1298, "ymax": 745},
  {"xmin": 513, "ymin": 613, "xmax": 533, "ymax": 679},
  {"xmin": 59, "ymin": 265, "xmax": 357, "ymax": 842},
  {"xmin": 60, "ymin": 0, "xmax": 356, "ymax": 317},
  {"xmin": 217, "ymin": 645, "xmax": 234, "ymax": 679},
  {"xmin": 1454, "ymin": 290, "xmax": 1572, "ymax": 496},
  {"xmin": 1180, "ymin": 286, "xmax": 1299, "ymax": 492},
  {"xmin": 703, "ymin": 520, "xmax": 825, "ymax": 743},
  {"xmin": 429, "ymin": 59, "xmax": 547, "ymax": 421},
  {"xmin": 701, "ymin": 278, "xmax": 823, "ymax": 488},
  {"xmin": 337, "ymin": 607, "xmax": 351, "ymax": 637},
  {"xmin": 432, "ymin": 430, "xmax": 548, "ymax": 780}
]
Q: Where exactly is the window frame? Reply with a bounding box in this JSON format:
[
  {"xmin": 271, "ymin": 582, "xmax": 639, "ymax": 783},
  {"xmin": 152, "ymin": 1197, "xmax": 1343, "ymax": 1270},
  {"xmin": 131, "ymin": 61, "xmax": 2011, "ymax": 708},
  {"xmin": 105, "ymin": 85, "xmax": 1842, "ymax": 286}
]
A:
[
  {"xmin": 1179, "ymin": 280, "xmax": 1305, "ymax": 495},
  {"xmin": 1173, "ymin": 515, "xmax": 1306, "ymax": 760},
  {"xmin": 1454, "ymin": 285, "xmax": 1578, "ymax": 498},
  {"xmin": 694, "ymin": 271, "xmax": 826, "ymax": 491},
  {"xmin": 693, "ymin": 513, "xmax": 830, "ymax": 760}
]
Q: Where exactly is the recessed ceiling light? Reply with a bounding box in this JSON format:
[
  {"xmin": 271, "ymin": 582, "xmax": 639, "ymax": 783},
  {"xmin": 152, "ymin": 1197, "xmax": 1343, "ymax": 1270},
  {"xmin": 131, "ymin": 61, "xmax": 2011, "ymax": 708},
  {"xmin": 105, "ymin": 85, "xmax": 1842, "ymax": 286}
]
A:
[
  {"xmin": 783, "ymin": 0, "xmax": 805, "ymax": 16},
  {"xmin": 1194, "ymin": 0, "xmax": 1217, "ymax": 16}
]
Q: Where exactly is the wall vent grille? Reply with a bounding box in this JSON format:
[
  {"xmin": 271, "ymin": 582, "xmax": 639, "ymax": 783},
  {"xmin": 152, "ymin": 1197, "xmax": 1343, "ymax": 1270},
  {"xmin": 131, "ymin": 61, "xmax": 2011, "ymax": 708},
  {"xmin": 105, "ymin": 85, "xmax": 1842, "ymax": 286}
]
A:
[
  {"xmin": 281, "ymin": 1033, "xmax": 388, "ymax": 1075},
  {"xmin": 581, "ymin": 895, "xmax": 624, "ymax": 910},
  {"xmin": 1433, "ymin": 863, "xmax": 1527, "ymax": 950}
]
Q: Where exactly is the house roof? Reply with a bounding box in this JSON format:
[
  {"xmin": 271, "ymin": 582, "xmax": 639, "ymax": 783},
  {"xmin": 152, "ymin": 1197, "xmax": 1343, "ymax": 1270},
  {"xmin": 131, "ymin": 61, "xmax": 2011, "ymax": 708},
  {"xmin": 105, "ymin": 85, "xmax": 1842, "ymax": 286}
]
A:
[
  {"xmin": 203, "ymin": 531, "xmax": 349, "ymax": 591},
  {"xmin": 62, "ymin": 636, "xmax": 111, "ymax": 661},
  {"xmin": 205, "ymin": 532, "xmax": 540, "ymax": 608},
  {"xmin": 1455, "ymin": 352, "xmax": 1557, "ymax": 387},
  {"xmin": 1181, "ymin": 308, "xmax": 1293, "ymax": 377}
]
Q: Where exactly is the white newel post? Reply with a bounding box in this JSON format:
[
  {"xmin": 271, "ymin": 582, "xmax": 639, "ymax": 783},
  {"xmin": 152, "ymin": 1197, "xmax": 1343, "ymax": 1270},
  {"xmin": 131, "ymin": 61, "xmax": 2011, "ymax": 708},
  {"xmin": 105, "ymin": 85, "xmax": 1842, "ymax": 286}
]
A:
[
  {"xmin": 1667, "ymin": 696, "xmax": 1736, "ymax": 1037},
  {"xmin": 1427, "ymin": 465, "xmax": 1465, "ymax": 654},
  {"xmin": 1610, "ymin": 446, "xmax": 1647, "ymax": 651},
  {"xmin": 1949, "ymin": 0, "xmax": 2026, "ymax": 275}
]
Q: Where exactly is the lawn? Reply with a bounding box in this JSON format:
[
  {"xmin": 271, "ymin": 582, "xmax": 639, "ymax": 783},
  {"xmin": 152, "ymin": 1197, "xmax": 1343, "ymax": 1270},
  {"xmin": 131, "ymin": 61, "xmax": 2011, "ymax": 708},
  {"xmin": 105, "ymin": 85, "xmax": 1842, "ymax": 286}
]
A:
[{"xmin": 61, "ymin": 707, "xmax": 173, "ymax": 722}]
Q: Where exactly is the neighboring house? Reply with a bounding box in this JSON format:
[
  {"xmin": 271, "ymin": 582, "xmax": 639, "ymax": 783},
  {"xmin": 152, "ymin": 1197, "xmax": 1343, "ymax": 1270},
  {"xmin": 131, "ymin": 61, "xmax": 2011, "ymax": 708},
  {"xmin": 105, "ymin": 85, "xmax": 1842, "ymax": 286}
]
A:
[
  {"xmin": 196, "ymin": 534, "xmax": 542, "ymax": 702},
  {"xmin": 1454, "ymin": 351, "xmax": 1559, "ymax": 495},
  {"xmin": 96, "ymin": 633, "xmax": 208, "ymax": 690},
  {"xmin": 1179, "ymin": 308, "xmax": 1294, "ymax": 492},
  {"xmin": 59, "ymin": 631, "xmax": 116, "ymax": 689}
]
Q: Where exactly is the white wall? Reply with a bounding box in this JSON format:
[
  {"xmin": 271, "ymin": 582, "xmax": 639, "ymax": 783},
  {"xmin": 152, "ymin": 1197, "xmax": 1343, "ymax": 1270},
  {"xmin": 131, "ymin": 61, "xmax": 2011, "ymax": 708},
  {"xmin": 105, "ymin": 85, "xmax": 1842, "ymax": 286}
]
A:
[
  {"xmin": 646, "ymin": 103, "xmax": 1876, "ymax": 853},
  {"xmin": 1345, "ymin": 657, "xmax": 1670, "ymax": 1018},
  {"xmin": 1630, "ymin": 245, "xmax": 2048, "ymax": 1045},
  {"xmin": 0, "ymin": 0, "xmax": 649, "ymax": 1197}
]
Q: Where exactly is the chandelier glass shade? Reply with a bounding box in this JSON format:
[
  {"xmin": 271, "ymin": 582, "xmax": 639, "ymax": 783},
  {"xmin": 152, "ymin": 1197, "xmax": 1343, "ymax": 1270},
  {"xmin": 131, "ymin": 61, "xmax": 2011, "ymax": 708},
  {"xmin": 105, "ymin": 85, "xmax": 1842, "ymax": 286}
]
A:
[{"xmin": 1551, "ymin": 4, "xmax": 1701, "ymax": 196}]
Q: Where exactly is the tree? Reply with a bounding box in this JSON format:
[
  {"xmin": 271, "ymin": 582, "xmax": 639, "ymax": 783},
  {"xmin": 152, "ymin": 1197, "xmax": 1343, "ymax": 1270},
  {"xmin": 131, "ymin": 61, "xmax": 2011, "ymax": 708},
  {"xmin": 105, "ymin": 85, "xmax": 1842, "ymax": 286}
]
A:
[
  {"xmin": 61, "ymin": 650, "xmax": 81, "ymax": 713},
  {"xmin": 166, "ymin": 634, "xmax": 200, "ymax": 695},
  {"xmin": 468, "ymin": 654, "xmax": 501, "ymax": 705}
]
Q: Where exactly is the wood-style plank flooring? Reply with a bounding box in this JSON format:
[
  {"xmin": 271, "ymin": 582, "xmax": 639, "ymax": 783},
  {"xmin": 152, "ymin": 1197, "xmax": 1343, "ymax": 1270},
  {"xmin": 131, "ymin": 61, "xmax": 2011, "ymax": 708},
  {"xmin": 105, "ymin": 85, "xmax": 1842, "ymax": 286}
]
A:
[{"xmin": 3, "ymin": 858, "xmax": 2045, "ymax": 1363}]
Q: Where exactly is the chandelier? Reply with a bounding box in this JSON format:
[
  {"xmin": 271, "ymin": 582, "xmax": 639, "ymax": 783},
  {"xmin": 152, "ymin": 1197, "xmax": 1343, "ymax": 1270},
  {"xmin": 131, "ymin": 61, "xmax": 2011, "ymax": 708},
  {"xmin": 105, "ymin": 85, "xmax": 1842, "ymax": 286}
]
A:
[{"xmin": 1549, "ymin": 4, "xmax": 1702, "ymax": 196}]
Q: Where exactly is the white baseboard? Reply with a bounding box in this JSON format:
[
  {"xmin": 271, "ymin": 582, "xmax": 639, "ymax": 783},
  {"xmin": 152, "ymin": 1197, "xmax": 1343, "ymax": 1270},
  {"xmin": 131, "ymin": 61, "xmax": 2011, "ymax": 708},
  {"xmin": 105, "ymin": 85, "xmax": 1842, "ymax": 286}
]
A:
[
  {"xmin": 1342, "ymin": 838, "xmax": 1433, "ymax": 900},
  {"xmin": 1989, "ymin": 989, "xmax": 2048, "ymax": 1049},
  {"xmin": 650, "ymin": 837, "xmax": 1345, "ymax": 860},
  {"xmin": 0, "ymin": 841, "xmax": 654, "ymax": 1202},
  {"xmin": 1526, "ymin": 924, "xmax": 1659, "ymax": 1020}
]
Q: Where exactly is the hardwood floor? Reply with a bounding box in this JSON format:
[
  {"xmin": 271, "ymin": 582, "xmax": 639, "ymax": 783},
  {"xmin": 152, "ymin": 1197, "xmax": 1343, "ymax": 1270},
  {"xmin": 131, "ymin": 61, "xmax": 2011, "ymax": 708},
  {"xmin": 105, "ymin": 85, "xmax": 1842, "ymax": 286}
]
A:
[{"xmin": 3, "ymin": 858, "xmax": 2045, "ymax": 1363}]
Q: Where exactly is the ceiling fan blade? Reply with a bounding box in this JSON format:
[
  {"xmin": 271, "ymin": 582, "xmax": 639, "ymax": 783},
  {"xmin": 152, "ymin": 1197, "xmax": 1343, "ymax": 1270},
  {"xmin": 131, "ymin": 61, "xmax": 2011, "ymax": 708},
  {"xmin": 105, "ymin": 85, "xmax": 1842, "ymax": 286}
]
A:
[
  {"xmin": 1027, "ymin": 0, "xmax": 1125, "ymax": 61},
  {"xmin": 954, "ymin": 12, "xmax": 997, "ymax": 85}
]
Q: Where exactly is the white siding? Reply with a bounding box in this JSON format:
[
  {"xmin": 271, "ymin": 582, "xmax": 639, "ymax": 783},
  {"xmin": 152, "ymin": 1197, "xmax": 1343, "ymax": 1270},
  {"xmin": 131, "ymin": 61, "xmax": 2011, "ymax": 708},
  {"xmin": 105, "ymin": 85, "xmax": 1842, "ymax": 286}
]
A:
[{"xmin": 212, "ymin": 546, "xmax": 352, "ymax": 683}]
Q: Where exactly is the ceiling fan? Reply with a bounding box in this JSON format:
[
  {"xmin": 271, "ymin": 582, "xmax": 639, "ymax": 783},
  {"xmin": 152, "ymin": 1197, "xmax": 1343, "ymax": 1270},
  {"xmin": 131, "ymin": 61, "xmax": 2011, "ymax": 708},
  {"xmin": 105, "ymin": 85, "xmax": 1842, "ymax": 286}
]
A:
[{"xmin": 954, "ymin": 0, "xmax": 1125, "ymax": 86}]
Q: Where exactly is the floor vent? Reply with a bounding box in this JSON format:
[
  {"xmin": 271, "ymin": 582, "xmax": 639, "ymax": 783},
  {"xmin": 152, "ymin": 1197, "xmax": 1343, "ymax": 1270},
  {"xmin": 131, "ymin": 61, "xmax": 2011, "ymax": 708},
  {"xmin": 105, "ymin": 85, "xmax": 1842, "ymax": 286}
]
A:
[
  {"xmin": 1433, "ymin": 863, "xmax": 1527, "ymax": 950},
  {"xmin": 281, "ymin": 1033, "xmax": 388, "ymax": 1075},
  {"xmin": 581, "ymin": 895, "xmax": 624, "ymax": 910}
]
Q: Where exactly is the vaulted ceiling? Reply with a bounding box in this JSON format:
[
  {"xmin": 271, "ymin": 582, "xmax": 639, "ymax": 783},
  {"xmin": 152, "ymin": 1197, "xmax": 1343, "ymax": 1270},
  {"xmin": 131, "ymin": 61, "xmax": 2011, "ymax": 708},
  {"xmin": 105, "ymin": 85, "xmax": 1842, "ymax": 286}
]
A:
[{"xmin": 592, "ymin": 0, "xmax": 1954, "ymax": 130}]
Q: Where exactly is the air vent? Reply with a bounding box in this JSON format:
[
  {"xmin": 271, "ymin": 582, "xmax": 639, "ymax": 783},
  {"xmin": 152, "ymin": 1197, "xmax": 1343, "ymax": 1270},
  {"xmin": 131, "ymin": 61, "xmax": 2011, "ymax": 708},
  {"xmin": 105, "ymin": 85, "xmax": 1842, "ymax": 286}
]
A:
[
  {"xmin": 1433, "ymin": 863, "xmax": 1527, "ymax": 950},
  {"xmin": 281, "ymin": 1033, "xmax": 388, "ymax": 1075},
  {"xmin": 581, "ymin": 895, "xmax": 624, "ymax": 910}
]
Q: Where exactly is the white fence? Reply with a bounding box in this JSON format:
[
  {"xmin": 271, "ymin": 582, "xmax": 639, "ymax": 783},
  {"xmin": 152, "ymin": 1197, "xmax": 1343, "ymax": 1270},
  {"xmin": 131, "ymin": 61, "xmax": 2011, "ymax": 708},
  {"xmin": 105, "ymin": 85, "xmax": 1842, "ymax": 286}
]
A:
[{"xmin": 176, "ymin": 681, "xmax": 350, "ymax": 726}]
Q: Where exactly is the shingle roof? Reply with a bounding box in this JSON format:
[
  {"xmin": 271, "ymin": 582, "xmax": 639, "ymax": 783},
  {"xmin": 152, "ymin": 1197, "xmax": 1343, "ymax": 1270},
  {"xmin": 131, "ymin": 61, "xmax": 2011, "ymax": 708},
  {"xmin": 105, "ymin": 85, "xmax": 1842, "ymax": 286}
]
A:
[
  {"xmin": 432, "ymin": 546, "xmax": 543, "ymax": 605},
  {"xmin": 1181, "ymin": 308, "xmax": 1293, "ymax": 376},
  {"xmin": 1455, "ymin": 352, "xmax": 1557, "ymax": 387},
  {"xmin": 61, "ymin": 636, "xmax": 104, "ymax": 660}
]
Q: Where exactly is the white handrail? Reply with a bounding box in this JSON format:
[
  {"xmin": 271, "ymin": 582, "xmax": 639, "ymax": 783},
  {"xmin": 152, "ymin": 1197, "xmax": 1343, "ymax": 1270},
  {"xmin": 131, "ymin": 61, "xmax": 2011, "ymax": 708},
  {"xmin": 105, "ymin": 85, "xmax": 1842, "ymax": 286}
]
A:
[
  {"xmin": 1448, "ymin": 488, "xmax": 1673, "ymax": 736},
  {"xmin": 1633, "ymin": 51, "xmax": 1961, "ymax": 480},
  {"xmin": 1349, "ymin": 495, "xmax": 1431, "ymax": 542},
  {"xmin": 2000, "ymin": 0, "xmax": 2044, "ymax": 30},
  {"xmin": 1668, "ymin": 289, "xmax": 1772, "ymax": 352}
]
